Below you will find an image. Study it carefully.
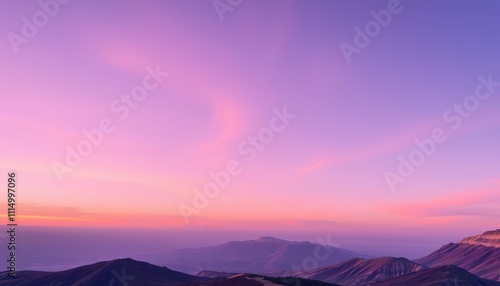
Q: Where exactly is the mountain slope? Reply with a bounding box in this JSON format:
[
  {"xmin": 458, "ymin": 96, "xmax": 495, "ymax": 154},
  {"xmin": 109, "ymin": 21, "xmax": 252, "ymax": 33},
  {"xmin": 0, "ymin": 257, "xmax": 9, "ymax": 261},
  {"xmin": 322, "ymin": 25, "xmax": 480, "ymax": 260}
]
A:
[
  {"xmin": 0, "ymin": 258, "xmax": 206, "ymax": 286},
  {"xmin": 416, "ymin": 230, "xmax": 500, "ymax": 281},
  {"xmin": 182, "ymin": 273, "xmax": 341, "ymax": 286},
  {"xmin": 372, "ymin": 265, "xmax": 500, "ymax": 286},
  {"xmin": 197, "ymin": 270, "xmax": 237, "ymax": 278},
  {"xmin": 296, "ymin": 256, "xmax": 425, "ymax": 285},
  {"xmin": 155, "ymin": 236, "xmax": 370, "ymax": 275},
  {"xmin": 460, "ymin": 229, "xmax": 500, "ymax": 248},
  {"xmin": 0, "ymin": 259, "xmax": 340, "ymax": 286}
]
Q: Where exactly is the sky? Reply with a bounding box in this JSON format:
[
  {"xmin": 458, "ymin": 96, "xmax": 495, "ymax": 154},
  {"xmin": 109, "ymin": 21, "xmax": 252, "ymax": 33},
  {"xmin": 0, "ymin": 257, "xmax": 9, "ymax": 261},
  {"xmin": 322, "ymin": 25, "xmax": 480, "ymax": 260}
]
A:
[{"xmin": 1, "ymin": 0, "xmax": 500, "ymax": 264}]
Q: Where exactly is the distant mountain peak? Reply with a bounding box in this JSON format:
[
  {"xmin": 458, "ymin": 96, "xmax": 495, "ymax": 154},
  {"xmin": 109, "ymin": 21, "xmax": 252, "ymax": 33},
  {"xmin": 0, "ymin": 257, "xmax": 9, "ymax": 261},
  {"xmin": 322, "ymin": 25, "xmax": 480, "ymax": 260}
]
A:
[
  {"xmin": 108, "ymin": 257, "xmax": 137, "ymax": 264},
  {"xmin": 460, "ymin": 229, "xmax": 500, "ymax": 248},
  {"xmin": 160, "ymin": 236, "xmax": 369, "ymax": 275},
  {"xmin": 256, "ymin": 236, "xmax": 290, "ymax": 243}
]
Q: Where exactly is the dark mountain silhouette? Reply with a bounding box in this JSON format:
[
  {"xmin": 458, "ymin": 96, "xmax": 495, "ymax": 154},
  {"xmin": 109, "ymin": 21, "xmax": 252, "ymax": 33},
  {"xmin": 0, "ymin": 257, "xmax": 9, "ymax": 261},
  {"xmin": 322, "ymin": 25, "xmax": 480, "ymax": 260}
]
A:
[
  {"xmin": 196, "ymin": 270, "xmax": 237, "ymax": 278},
  {"xmin": 0, "ymin": 258, "xmax": 207, "ymax": 286},
  {"xmin": 181, "ymin": 273, "xmax": 340, "ymax": 286},
  {"xmin": 3, "ymin": 230, "xmax": 500, "ymax": 285},
  {"xmin": 371, "ymin": 265, "xmax": 500, "ymax": 286},
  {"xmin": 295, "ymin": 256, "xmax": 425, "ymax": 285},
  {"xmin": 0, "ymin": 259, "xmax": 340, "ymax": 286},
  {"xmin": 416, "ymin": 229, "xmax": 500, "ymax": 281},
  {"xmin": 152, "ymin": 236, "xmax": 370, "ymax": 275}
]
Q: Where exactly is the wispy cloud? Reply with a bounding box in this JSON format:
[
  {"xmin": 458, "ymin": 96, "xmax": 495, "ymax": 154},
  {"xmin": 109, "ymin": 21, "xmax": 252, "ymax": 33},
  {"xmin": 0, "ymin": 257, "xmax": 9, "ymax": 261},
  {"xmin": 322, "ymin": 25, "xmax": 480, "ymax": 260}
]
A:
[
  {"xmin": 487, "ymin": 178, "xmax": 500, "ymax": 185},
  {"xmin": 1, "ymin": 204, "xmax": 185, "ymax": 227},
  {"xmin": 201, "ymin": 99, "xmax": 247, "ymax": 152},
  {"xmin": 298, "ymin": 156, "xmax": 333, "ymax": 176},
  {"xmin": 377, "ymin": 188, "xmax": 500, "ymax": 219}
]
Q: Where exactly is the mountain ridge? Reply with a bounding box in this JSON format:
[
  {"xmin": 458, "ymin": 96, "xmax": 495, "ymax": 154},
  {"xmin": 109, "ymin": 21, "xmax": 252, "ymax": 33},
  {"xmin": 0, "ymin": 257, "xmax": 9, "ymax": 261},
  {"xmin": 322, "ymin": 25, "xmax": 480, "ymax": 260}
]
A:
[
  {"xmin": 295, "ymin": 256, "xmax": 425, "ymax": 285},
  {"xmin": 371, "ymin": 264, "xmax": 500, "ymax": 286},
  {"xmin": 460, "ymin": 229, "xmax": 500, "ymax": 248},
  {"xmin": 416, "ymin": 229, "xmax": 500, "ymax": 281},
  {"xmin": 149, "ymin": 236, "xmax": 370, "ymax": 275}
]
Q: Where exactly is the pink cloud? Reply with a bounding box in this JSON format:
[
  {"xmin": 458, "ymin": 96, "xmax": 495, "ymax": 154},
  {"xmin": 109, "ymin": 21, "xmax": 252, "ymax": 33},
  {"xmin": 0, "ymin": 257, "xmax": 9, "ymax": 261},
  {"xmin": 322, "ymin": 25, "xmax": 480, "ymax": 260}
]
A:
[
  {"xmin": 487, "ymin": 178, "xmax": 500, "ymax": 185},
  {"xmin": 377, "ymin": 187, "xmax": 500, "ymax": 219},
  {"xmin": 201, "ymin": 99, "xmax": 247, "ymax": 152},
  {"xmin": 4, "ymin": 203, "xmax": 185, "ymax": 228},
  {"xmin": 297, "ymin": 156, "xmax": 333, "ymax": 176},
  {"xmin": 331, "ymin": 119, "xmax": 441, "ymax": 167}
]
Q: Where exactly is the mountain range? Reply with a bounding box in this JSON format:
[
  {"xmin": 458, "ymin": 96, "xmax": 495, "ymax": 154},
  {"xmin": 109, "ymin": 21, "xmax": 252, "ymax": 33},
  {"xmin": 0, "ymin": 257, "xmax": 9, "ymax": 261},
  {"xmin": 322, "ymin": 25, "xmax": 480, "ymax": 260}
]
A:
[
  {"xmin": 0, "ymin": 258, "xmax": 207, "ymax": 286},
  {"xmin": 416, "ymin": 229, "xmax": 500, "ymax": 281},
  {"xmin": 145, "ymin": 236, "xmax": 371, "ymax": 275},
  {"xmin": 2, "ymin": 229, "xmax": 500, "ymax": 285},
  {"xmin": 295, "ymin": 256, "xmax": 426, "ymax": 285},
  {"xmin": 371, "ymin": 265, "xmax": 500, "ymax": 286}
]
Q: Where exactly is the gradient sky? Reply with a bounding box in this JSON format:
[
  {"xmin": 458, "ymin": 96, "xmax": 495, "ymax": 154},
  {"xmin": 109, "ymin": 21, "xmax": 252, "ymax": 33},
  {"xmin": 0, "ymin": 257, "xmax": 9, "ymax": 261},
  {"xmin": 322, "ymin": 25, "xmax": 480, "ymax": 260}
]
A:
[{"xmin": 1, "ymin": 0, "xmax": 500, "ymax": 244}]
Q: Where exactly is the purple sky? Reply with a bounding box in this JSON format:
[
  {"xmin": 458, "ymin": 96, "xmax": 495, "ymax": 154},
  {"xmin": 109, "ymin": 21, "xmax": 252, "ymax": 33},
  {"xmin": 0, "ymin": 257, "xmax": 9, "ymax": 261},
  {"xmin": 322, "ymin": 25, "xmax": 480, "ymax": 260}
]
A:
[{"xmin": 1, "ymin": 0, "xmax": 500, "ymax": 268}]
